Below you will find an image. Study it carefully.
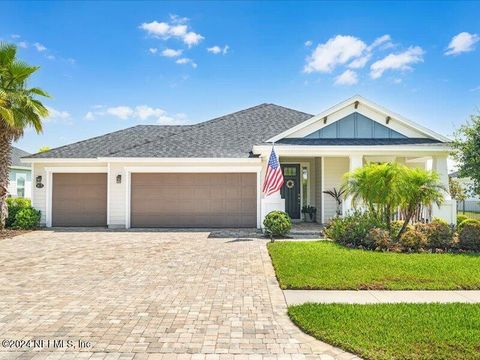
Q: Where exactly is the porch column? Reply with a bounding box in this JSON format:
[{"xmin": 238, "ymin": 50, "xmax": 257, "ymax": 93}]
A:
[
  {"xmin": 431, "ymin": 155, "xmax": 456, "ymax": 224},
  {"xmin": 343, "ymin": 154, "xmax": 363, "ymax": 215}
]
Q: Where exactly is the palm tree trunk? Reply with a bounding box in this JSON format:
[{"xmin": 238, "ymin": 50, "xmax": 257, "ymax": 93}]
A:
[
  {"xmin": 0, "ymin": 128, "xmax": 13, "ymax": 229},
  {"xmin": 396, "ymin": 208, "xmax": 414, "ymax": 242}
]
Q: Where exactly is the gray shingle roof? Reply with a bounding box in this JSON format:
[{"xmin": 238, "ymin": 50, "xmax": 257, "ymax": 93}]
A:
[
  {"xmin": 276, "ymin": 138, "xmax": 444, "ymax": 146},
  {"xmin": 11, "ymin": 146, "xmax": 31, "ymax": 167},
  {"xmin": 27, "ymin": 104, "xmax": 313, "ymax": 159},
  {"xmin": 25, "ymin": 103, "xmax": 448, "ymax": 159}
]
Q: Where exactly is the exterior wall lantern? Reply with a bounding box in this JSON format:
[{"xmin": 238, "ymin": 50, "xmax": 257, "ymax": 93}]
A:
[
  {"xmin": 116, "ymin": 174, "xmax": 122, "ymax": 184},
  {"xmin": 35, "ymin": 176, "xmax": 44, "ymax": 189}
]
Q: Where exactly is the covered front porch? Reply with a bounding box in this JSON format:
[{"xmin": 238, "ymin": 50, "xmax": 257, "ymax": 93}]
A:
[{"xmin": 260, "ymin": 152, "xmax": 455, "ymax": 226}]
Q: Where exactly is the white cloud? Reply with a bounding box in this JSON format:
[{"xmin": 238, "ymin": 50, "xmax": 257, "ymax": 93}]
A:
[
  {"xmin": 11, "ymin": 34, "xmax": 21, "ymax": 39},
  {"xmin": 304, "ymin": 40, "xmax": 312, "ymax": 47},
  {"xmin": 148, "ymin": 48, "xmax": 158, "ymax": 54},
  {"xmin": 368, "ymin": 34, "xmax": 392, "ymax": 51},
  {"xmin": 348, "ymin": 54, "xmax": 371, "ymax": 69},
  {"xmin": 304, "ymin": 35, "xmax": 367, "ymax": 73},
  {"xmin": 162, "ymin": 48, "xmax": 182, "ymax": 57},
  {"xmin": 183, "ymin": 32, "xmax": 204, "ymax": 47},
  {"xmin": 90, "ymin": 104, "xmax": 188, "ymax": 124},
  {"xmin": 84, "ymin": 111, "xmax": 95, "ymax": 121},
  {"xmin": 176, "ymin": 57, "xmax": 197, "ymax": 68},
  {"xmin": 140, "ymin": 21, "xmax": 170, "ymax": 37},
  {"xmin": 17, "ymin": 41, "xmax": 28, "ymax": 49},
  {"xmin": 334, "ymin": 69, "xmax": 358, "ymax": 85},
  {"xmin": 170, "ymin": 24, "xmax": 187, "ymax": 37},
  {"xmin": 45, "ymin": 106, "xmax": 71, "ymax": 122},
  {"xmin": 370, "ymin": 46, "xmax": 424, "ymax": 79},
  {"xmin": 140, "ymin": 18, "xmax": 204, "ymax": 47},
  {"xmin": 46, "ymin": 54, "xmax": 55, "ymax": 60},
  {"xmin": 207, "ymin": 45, "xmax": 229, "ymax": 55},
  {"xmin": 34, "ymin": 42, "xmax": 47, "ymax": 52},
  {"xmin": 470, "ymin": 85, "xmax": 480, "ymax": 92},
  {"xmin": 445, "ymin": 32, "xmax": 479, "ymax": 55},
  {"xmin": 107, "ymin": 106, "xmax": 134, "ymax": 120},
  {"xmin": 207, "ymin": 46, "xmax": 221, "ymax": 54}
]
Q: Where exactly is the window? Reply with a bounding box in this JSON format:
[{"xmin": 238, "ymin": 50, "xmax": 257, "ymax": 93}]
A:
[
  {"xmin": 302, "ymin": 166, "xmax": 308, "ymax": 207},
  {"xmin": 283, "ymin": 167, "xmax": 297, "ymax": 176},
  {"xmin": 16, "ymin": 174, "xmax": 26, "ymax": 198}
]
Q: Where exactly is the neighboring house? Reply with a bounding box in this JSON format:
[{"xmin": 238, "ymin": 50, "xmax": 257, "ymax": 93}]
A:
[
  {"xmin": 23, "ymin": 95, "xmax": 456, "ymax": 228},
  {"xmin": 450, "ymin": 171, "xmax": 480, "ymax": 213},
  {"xmin": 8, "ymin": 146, "xmax": 32, "ymax": 199}
]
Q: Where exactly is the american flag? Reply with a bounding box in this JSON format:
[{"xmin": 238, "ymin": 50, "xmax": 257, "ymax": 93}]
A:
[{"xmin": 262, "ymin": 146, "xmax": 284, "ymax": 196}]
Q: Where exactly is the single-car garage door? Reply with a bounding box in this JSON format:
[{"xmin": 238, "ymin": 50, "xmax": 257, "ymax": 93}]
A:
[
  {"xmin": 131, "ymin": 173, "xmax": 257, "ymax": 228},
  {"xmin": 52, "ymin": 173, "xmax": 107, "ymax": 227}
]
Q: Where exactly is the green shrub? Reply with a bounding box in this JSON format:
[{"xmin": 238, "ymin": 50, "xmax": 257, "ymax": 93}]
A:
[
  {"xmin": 399, "ymin": 228, "xmax": 427, "ymax": 252},
  {"xmin": 458, "ymin": 222, "xmax": 480, "ymax": 252},
  {"xmin": 263, "ymin": 211, "xmax": 292, "ymax": 240},
  {"xmin": 415, "ymin": 220, "xmax": 454, "ymax": 250},
  {"xmin": 12, "ymin": 207, "xmax": 41, "ymax": 229},
  {"xmin": 366, "ymin": 227, "xmax": 392, "ymax": 250},
  {"xmin": 457, "ymin": 214, "xmax": 468, "ymax": 225},
  {"xmin": 457, "ymin": 218, "xmax": 480, "ymax": 232},
  {"xmin": 324, "ymin": 211, "xmax": 384, "ymax": 248},
  {"xmin": 6, "ymin": 197, "xmax": 32, "ymax": 228}
]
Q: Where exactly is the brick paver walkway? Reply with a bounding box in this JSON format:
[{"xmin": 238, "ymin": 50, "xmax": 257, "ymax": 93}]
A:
[{"xmin": 0, "ymin": 230, "xmax": 358, "ymax": 360}]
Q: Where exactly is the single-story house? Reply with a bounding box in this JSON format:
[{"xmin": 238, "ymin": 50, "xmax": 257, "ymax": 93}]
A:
[
  {"xmin": 23, "ymin": 95, "xmax": 456, "ymax": 228},
  {"xmin": 8, "ymin": 146, "xmax": 32, "ymax": 199}
]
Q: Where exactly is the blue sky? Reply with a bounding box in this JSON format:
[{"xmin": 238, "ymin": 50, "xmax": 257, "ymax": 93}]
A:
[{"xmin": 1, "ymin": 1, "xmax": 479, "ymax": 154}]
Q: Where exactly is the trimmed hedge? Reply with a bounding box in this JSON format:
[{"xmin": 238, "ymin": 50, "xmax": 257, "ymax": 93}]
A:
[
  {"xmin": 263, "ymin": 211, "xmax": 292, "ymax": 240},
  {"xmin": 6, "ymin": 197, "xmax": 40, "ymax": 229}
]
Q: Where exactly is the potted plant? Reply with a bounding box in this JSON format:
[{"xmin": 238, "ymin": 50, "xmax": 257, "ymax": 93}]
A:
[
  {"xmin": 301, "ymin": 205, "xmax": 317, "ymax": 222},
  {"xmin": 323, "ymin": 188, "xmax": 345, "ymax": 216}
]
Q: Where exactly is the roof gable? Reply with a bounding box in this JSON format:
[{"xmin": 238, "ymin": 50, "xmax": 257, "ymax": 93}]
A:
[
  {"xmin": 305, "ymin": 112, "xmax": 406, "ymax": 139},
  {"xmin": 267, "ymin": 95, "xmax": 450, "ymax": 143}
]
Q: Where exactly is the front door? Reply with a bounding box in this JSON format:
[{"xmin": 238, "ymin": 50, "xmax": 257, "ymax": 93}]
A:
[{"xmin": 280, "ymin": 164, "xmax": 301, "ymax": 219}]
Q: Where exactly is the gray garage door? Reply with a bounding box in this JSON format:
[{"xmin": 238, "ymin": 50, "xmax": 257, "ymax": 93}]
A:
[
  {"xmin": 52, "ymin": 173, "xmax": 107, "ymax": 227},
  {"xmin": 131, "ymin": 173, "xmax": 257, "ymax": 228}
]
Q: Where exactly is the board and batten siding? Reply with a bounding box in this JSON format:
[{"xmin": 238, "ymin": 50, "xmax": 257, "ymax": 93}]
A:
[{"xmin": 323, "ymin": 157, "xmax": 349, "ymax": 222}]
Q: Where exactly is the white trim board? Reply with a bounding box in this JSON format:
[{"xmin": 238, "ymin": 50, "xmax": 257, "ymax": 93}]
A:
[{"xmin": 267, "ymin": 95, "xmax": 450, "ymax": 143}]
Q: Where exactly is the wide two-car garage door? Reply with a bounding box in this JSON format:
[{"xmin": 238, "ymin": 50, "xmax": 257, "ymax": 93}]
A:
[
  {"xmin": 131, "ymin": 173, "xmax": 257, "ymax": 228},
  {"xmin": 52, "ymin": 173, "xmax": 107, "ymax": 227}
]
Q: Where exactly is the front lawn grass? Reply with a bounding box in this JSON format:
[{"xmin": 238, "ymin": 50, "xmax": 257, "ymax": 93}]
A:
[
  {"xmin": 268, "ymin": 241, "xmax": 480, "ymax": 290},
  {"xmin": 288, "ymin": 303, "xmax": 480, "ymax": 360}
]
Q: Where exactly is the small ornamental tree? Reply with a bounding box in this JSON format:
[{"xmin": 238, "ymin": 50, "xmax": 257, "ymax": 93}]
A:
[
  {"xmin": 453, "ymin": 115, "xmax": 480, "ymax": 196},
  {"xmin": 449, "ymin": 177, "xmax": 466, "ymax": 202}
]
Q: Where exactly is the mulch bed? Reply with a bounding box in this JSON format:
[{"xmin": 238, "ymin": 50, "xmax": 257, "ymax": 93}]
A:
[{"xmin": 0, "ymin": 229, "xmax": 31, "ymax": 240}]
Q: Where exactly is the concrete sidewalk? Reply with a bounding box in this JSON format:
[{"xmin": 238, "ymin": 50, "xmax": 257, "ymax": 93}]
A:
[{"xmin": 284, "ymin": 290, "xmax": 480, "ymax": 305}]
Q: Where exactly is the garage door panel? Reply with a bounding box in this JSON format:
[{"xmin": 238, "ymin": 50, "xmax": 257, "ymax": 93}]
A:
[
  {"xmin": 52, "ymin": 173, "xmax": 107, "ymax": 227},
  {"xmin": 131, "ymin": 173, "xmax": 257, "ymax": 228}
]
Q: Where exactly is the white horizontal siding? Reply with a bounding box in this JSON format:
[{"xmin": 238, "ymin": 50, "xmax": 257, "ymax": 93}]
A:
[{"xmin": 323, "ymin": 157, "xmax": 349, "ymax": 222}]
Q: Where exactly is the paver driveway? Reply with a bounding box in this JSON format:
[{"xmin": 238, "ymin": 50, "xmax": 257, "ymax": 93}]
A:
[{"xmin": 0, "ymin": 230, "xmax": 358, "ymax": 360}]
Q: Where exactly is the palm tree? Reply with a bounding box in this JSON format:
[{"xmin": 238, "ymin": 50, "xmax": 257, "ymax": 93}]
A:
[
  {"xmin": 343, "ymin": 163, "xmax": 404, "ymax": 230},
  {"xmin": 0, "ymin": 43, "xmax": 49, "ymax": 228},
  {"xmin": 323, "ymin": 187, "xmax": 345, "ymax": 216},
  {"xmin": 396, "ymin": 168, "xmax": 445, "ymax": 240}
]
